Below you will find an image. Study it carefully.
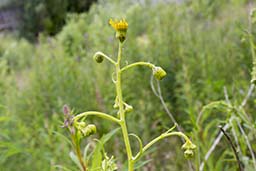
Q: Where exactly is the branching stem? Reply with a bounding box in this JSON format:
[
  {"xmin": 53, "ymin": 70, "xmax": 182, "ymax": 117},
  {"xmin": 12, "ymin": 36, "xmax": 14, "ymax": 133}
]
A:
[
  {"xmin": 121, "ymin": 62, "xmax": 155, "ymax": 73},
  {"xmin": 133, "ymin": 131, "xmax": 190, "ymax": 161},
  {"xmin": 74, "ymin": 111, "xmax": 120, "ymax": 124}
]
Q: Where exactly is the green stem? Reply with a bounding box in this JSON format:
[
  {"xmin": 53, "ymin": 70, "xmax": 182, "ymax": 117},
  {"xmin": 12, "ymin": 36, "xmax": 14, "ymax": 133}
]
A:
[
  {"xmin": 121, "ymin": 62, "xmax": 155, "ymax": 73},
  {"xmin": 116, "ymin": 42, "xmax": 134, "ymax": 171},
  {"xmin": 133, "ymin": 131, "xmax": 190, "ymax": 161},
  {"xmin": 71, "ymin": 134, "xmax": 87, "ymax": 171},
  {"xmin": 74, "ymin": 111, "xmax": 120, "ymax": 124}
]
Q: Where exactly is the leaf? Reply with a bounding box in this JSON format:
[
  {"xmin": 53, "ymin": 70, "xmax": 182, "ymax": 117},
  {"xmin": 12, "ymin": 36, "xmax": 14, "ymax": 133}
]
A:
[
  {"xmin": 52, "ymin": 131, "xmax": 72, "ymax": 146},
  {"xmin": 53, "ymin": 165, "xmax": 74, "ymax": 171},
  {"xmin": 83, "ymin": 143, "xmax": 91, "ymax": 162},
  {"xmin": 134, "ymin": 159, "xmax": 152, "ymax": 169},
  {"xmin": 69, "ymin": 151, "xmax": 83, "ymax": 171},
  {"xmin": 197, "ymin": 101, "xmax": 230, "ymax": 125},
  {"xmin": 101, "ymin": 128, "xmax": 121, "ymax": 144},
  {"xmin": 91, "ymin": 128, "xmax": 120, "ymax": 170}
]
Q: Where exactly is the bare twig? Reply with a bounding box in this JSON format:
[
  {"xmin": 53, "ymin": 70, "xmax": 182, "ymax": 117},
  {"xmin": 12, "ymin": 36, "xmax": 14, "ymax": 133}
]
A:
[
  {"xmin": 223, "ymin": 86, "xmax": 231, "ymax": 105},
  {"xmin": 219, "ymin": 125, "xmax": 244, "ymax": 171},
  {"xmin": 229, "ymin": 118, "xmax": 242, "ymax": 158},
  {"xmin": 150, "ymin": 75, "xmax": 183, "ymax": 134},
  {"xmin": 240, "ymin": 84, "xmax": 255, "ymax": 108}
]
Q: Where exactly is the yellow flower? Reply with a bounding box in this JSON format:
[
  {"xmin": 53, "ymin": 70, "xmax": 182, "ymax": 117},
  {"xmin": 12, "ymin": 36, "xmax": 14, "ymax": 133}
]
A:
[
  {"xmin": 109, "ymin": 18, "xmax": 128, "ymax": 42},
  {"xmin": 109, "ymin": 18, "xmax": 128, "ymax": 31}
]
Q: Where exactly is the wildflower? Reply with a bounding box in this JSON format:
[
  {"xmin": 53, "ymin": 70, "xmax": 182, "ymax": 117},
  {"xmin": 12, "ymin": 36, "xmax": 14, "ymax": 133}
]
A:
[
  {"xmin": 109, "ymin": 18, "xmax": 128, "ymax": 31},
  {"xmin": 109, "ymin": 18, "xmax": 128, "ymax": 42}
]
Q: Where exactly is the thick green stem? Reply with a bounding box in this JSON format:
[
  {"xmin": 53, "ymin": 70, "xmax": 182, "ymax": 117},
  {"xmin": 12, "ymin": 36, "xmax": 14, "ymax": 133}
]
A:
[{"xmin": 116, "ymin": 42, "xmax": 134, "ymax": 171}]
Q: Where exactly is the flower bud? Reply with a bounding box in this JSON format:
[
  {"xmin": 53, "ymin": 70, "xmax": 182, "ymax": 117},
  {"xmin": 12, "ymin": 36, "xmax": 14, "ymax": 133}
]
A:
[
  {"xmin": 113, "ymin": 103, "xmax": 119, "ymax": 109},
  {"xmin": 181, "ymin": 140, "xmax": 196, "ymax": 150},
  {"xmin": 181, "ymin": 140, "xmax": 196, "ymax": 159},
  {"xmin": 63, "ymin": 104, "xmax": 70, "ymax": 115},
  {"xmin": 81, "ymin": 124, "xmax": 97, "ymax": 137},
  {"xmin": 93, "ymin": 53, "xmax": 104, "ymax": 63},
  {"xmin": 152, "ymin": 66, "xmax": 167, "ymax": 80},
  {"xmin": 124, "ymin": 103, "xmax": 133, "ymax": 113},
  {"xmin": 113, "ymin": 97, "xmax": 119, "ymax": 109},
  {"xmin": 184, "ymin": 149, "xmax": 194, "ymax": 159}
]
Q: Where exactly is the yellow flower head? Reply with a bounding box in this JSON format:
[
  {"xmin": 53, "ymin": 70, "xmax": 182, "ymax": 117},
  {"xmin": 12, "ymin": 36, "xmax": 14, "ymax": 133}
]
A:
[{"xmin": 109, "ymin": 18, "xmax": 128, "ymax": 31}]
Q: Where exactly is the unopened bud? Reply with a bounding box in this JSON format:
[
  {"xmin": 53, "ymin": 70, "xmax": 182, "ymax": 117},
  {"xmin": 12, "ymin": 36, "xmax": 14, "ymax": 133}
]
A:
[
  {"xmin": 93, "ymin": 53, "xmax": 104, "ymax": 63},
  {"xmin": 184, "ymin": 149, "xmax": 194, "ymax": 159},
  {"xmin": 182, "ymin": 140, "xmax": 196, "ymax": 150},
  {"xmin": 124, "ymin": 103, "xmax": 133, "ymax": 113},
  {"xmin": 181, "ymin": 140, "xmax": 196, "ymax": 159},
  {"xmin": 81, "ymin": 124, "xmax": 97, "ymax": 137},
  {"xmin": 63, "ymin": 104, "xmax": 70, "ymax": 116},
  {"xmin": 152, "ymin": 66, "xmax": 167, "ymax": 80},
  {"xmin": 113, "ymin": 97, "xmax": 119, "ymax": 109}
]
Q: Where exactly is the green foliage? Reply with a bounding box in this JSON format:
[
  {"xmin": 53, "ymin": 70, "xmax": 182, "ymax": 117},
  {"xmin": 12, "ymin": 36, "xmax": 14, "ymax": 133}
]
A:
[
  {"xmin": 0, "ymin": 35, "xmax": 33, "ymax": 70},
  {"xmin": 0, "ymin": 0, "xmax": 256, "ymax": 170},
  {"xmin": 18, "ymin": 0, "xmax": 97, "ymax": 40}
]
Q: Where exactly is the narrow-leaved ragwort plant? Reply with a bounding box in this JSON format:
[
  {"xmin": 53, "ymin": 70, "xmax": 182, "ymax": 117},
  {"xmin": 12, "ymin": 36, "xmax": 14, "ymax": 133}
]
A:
[{"xmin": 63, "ymin": 18, "xmax": 196, "ymax": 171}]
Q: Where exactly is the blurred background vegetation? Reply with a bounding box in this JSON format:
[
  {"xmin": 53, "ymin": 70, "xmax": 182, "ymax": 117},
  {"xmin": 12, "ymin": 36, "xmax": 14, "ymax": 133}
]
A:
[{"xmin": 0, "ymin": 0, "xmax": 256, "ymax": 170}]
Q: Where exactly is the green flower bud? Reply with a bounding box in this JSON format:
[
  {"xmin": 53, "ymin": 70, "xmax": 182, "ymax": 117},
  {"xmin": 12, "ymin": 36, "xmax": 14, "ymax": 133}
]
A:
[
  {"xmin": 181, "ymin": 140, "xmax": 196, "ymax": 150},
  {"xmin": 101, "ymin": 155, "xmax": 118, "ymax": 171},
  {"xmin": 152, "ymin": 66, "xmax": 167, "ymax": 80},
  {"xmin": 113, "ymin": 103, "xmax": 119, "ymax": 109},
  {"xmin": 181, "ymin": 140, "xmax": 196, "ymax": 159},
  {"xmin": 81, "ymin": 124, "xmax": 97, "ymax": 137},
  {"xmin": 113, "ymin": 97, "xmax": 119, "ymax": 109},
  {"xmin": 78, "ymin": 121, "xmax": 86, "ymax": 127},
  {"xmin": 124, "ymin": 103, "xmax": 133, "ymax": 113},
  {"xmin": 93, "ymin": 53, "xmax": 104, "ymax": 63},
  {"xmin": 184, "ymin": 149, "xmax": 194, "ymax": 159}
]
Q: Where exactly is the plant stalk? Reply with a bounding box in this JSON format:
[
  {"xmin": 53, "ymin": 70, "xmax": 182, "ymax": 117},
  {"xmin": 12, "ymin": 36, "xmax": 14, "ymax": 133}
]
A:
[
  {"xmin": 116, "ymin": 42, "xmax": 134, "ymax": 171},
  {"xmin": 71, "ymin": 134, "xmax": 87, "ymax": 171}
]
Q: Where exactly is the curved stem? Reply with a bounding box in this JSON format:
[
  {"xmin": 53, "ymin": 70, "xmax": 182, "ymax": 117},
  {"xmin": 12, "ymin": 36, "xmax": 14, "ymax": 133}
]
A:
[
  {"xmin": 74, "ymin": 111, "xmax": 120, "ymax": 124},
  {"xmin": 121, "ymin": 62, "xmax": 155, "ymax": 73},
  {"xmin": 94, "ymin": 51, "xmax": 117, "ymax": 65},
  {"xmin": 133, "ymin": 131, "xmax": 190, "ymax": 161}
]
